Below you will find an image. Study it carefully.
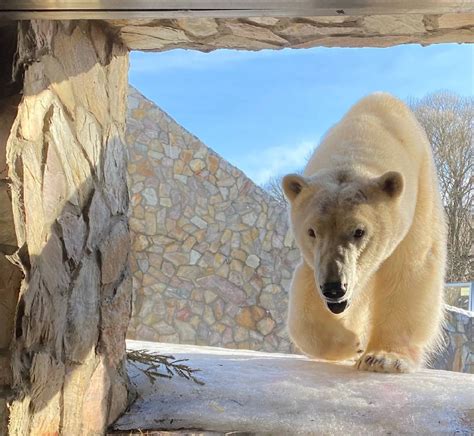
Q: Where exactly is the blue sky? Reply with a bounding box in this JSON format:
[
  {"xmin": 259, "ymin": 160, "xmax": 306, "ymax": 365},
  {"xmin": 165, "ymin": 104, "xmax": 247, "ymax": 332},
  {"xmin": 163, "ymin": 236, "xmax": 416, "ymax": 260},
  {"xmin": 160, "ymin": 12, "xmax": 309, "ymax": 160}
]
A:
[{"xmin": 129, "ymin": 44, "xmax": 473, "ymax": 186}]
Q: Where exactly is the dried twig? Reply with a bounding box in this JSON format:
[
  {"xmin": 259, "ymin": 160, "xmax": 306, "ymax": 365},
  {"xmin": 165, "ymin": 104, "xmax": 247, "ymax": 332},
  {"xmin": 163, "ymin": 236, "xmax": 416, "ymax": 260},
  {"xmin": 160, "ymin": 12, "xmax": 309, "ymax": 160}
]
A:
[{"xmin": 127, "ymin": 349, "xmax": 205, "ymax": 386}]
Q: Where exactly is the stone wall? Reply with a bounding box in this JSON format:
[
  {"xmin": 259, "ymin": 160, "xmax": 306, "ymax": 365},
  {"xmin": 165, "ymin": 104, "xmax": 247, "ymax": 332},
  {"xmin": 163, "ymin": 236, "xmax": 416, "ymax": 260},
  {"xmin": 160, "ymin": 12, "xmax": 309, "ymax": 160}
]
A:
[
  {"xmin": 431, "ymin": 306, "xmax": 473, "ymax": 374},
  {"xmin": 126, "ymin": 87, "xmax": 300, "ymax": 353},
  {"xmin": 0, "ymin": 23, "xmax": 23, "ymax": 435},
  {"xmin": 3, "ymin": 21, "xmax": 132, "ymax": 435}
]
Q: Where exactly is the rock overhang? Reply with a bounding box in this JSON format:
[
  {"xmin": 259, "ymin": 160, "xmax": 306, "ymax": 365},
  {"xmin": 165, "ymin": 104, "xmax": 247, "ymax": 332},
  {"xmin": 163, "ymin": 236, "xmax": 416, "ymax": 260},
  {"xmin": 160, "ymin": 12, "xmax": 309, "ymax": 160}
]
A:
[{"xmin": 1, "ymin": 2, "xmax": 473, "ymax": 50}]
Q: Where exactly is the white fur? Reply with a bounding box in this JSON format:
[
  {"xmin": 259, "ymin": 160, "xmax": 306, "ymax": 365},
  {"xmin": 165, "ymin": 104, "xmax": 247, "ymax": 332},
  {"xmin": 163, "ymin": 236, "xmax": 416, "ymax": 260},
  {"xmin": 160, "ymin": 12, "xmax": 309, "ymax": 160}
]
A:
[{"xmin": 283, "ymin": 93, "xmax": 447, "ymax": 373}]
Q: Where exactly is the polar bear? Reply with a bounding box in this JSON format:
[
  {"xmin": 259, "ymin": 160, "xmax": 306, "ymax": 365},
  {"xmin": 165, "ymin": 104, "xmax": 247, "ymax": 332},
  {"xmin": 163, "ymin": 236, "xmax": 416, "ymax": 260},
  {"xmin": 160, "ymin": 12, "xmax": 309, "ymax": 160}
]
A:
[{"xmin": 282, "ymin": 93, "xmax": 447, "ymax": 373}]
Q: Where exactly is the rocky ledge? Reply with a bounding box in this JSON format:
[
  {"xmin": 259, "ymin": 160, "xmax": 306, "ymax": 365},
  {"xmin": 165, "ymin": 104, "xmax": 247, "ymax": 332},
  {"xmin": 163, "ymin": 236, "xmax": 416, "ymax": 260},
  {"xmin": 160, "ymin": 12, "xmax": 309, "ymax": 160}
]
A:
[
  {"xmin": 112, "ymin": 341, "xmax": 474, "ymax": 434},
  {"xmin": 109, "ymin": 15, "xmax": 474, "ymax": 51}
]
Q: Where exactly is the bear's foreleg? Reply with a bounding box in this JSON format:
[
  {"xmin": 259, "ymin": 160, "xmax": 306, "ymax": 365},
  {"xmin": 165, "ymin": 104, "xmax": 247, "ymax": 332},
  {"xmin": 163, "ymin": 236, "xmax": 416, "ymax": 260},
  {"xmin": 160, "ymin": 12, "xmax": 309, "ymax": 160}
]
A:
[
  {"xmin": 357, "ymin": 258, "xmax": 444, "ymax": 373},
  {"xmin": 288, "ymin": 262, "xmax": 363, "ymax": 361}
]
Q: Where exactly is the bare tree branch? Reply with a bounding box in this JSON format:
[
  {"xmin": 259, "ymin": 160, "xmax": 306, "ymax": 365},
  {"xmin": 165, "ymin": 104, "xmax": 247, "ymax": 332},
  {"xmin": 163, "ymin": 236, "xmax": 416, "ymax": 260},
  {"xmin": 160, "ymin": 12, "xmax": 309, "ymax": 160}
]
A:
[
  {"xmin": 410, "ymin": 92, "xmax": 473, "ymax": 282},
  {"xmin": 262, "ymin": 168, "xmax": 305, "ymax": 208},
  {"xmin": 263, "ymin": 174, "xmax": 288, "ymax": 208}
]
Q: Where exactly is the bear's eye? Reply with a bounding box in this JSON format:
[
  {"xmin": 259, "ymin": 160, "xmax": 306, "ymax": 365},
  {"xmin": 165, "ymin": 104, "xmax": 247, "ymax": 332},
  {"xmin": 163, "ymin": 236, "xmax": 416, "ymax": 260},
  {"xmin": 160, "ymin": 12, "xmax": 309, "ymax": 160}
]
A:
[
  {"xmin": 353, "ymin": 228, "xmax": 365, "ymax": 239},
  {"xmin": 307, "ymin": 228, "xmax": 316, "ymax": 238}
]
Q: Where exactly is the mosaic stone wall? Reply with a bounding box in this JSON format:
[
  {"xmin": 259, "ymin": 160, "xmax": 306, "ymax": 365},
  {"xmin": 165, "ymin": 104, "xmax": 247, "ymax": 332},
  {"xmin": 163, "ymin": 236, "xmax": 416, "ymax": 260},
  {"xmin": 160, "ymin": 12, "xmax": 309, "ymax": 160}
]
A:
[
  {"xmin": 431, "ymin": 306, "xmax": 473, "ymax": 374},
  {"xmin": 126, "ymin": 87, "xmax": 300, "ymax": 353}
]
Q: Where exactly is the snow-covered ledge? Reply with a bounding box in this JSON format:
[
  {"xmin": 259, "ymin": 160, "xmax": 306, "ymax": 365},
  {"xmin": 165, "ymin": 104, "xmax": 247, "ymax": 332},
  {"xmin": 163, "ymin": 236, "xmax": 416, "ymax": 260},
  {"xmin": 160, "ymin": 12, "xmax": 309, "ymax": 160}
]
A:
[{"xmin": 112, "ymin": 341, "xmax": 473, "ymax": 434}]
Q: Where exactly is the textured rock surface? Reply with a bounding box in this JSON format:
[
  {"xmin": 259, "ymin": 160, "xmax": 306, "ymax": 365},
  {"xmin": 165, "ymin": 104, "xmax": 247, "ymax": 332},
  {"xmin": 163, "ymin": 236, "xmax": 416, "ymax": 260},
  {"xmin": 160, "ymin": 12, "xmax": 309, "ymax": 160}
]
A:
[
  {"xmin": 0, "ymin": 96, "xmax": 22, "ymax": 387},
  {"xmin": 0, "ymin": 24, "xmax": 23, "ymax": 433},
  {"xmin": 110, "ymin": 15, "xmax": 474, "ymax": 51},
  {"xmin": 113, "ymin": 341, "xmax": 474, "ymax": 434},
  {"xmin": 431, "ymin": 306, "xmax": 474, "ymax": 374},
  {"xmin": 126, "ymin": 88, "xmax": 300, "ymax": 353},
  {"xmin": 4, "ymin": 21, "xmax": 132, "ymax": 435}
]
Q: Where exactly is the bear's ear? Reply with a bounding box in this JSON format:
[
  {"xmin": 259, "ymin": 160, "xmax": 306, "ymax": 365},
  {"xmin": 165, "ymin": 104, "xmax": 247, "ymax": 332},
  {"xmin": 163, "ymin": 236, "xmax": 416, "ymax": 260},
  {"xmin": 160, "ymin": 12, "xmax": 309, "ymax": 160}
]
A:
[
  {"xmin": 282, "ymin": 174, "xmax": 308, "ymax": 202},
  {"xmin": 375, "ymin": 171, "xmax": 404, "ymax": 199}
]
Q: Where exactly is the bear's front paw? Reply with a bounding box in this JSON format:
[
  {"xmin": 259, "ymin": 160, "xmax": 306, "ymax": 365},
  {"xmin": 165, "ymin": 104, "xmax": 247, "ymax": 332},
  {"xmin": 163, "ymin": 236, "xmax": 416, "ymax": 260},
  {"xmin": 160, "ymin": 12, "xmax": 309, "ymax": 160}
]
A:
[{"xmin": 356, "ymin": 351, "xmax": 417, "ymax": 373}]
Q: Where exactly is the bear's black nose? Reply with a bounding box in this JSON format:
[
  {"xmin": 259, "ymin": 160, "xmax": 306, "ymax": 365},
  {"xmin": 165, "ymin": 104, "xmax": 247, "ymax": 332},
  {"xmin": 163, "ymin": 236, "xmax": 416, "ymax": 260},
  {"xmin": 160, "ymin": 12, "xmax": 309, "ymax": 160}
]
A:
[{"xmin": 321, "ymin": 282, "xmax": 346, "ymax": 300}]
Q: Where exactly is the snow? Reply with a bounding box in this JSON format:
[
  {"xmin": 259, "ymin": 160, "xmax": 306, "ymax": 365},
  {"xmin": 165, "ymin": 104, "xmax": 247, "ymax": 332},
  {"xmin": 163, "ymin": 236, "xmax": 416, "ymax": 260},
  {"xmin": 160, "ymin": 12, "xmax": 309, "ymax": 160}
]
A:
[{"xmin": 113, "ymin": 341, "xmax": 474, "ymax": 434}]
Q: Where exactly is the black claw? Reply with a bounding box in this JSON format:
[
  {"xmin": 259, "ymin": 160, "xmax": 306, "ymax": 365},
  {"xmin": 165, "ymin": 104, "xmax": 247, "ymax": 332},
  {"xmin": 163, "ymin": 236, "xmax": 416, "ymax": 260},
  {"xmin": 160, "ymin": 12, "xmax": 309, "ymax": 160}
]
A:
[{"xmin": 365, "ymin": 356, "xmax": 374, "ymax": 365}]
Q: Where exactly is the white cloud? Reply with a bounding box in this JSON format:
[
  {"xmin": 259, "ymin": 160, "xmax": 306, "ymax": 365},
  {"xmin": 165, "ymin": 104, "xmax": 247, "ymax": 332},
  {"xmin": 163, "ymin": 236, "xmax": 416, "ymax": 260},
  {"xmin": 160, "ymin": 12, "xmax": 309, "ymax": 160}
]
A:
[{"xmin": 235, "ymin": 140, "xmax": 318, "ymax": 186}]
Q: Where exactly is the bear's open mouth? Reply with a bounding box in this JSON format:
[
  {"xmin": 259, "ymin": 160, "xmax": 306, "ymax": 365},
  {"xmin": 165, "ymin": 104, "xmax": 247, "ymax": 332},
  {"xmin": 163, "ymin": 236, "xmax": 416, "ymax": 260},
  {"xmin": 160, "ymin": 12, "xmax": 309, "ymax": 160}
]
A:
[{"xmin": 326, "ymin": 300, "xmax": 349, "ymax": 314}]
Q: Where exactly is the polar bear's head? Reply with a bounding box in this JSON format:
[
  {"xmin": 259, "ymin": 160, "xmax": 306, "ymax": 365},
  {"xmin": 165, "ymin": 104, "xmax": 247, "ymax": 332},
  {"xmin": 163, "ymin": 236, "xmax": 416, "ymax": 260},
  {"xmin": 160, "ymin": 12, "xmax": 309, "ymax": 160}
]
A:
[{"xmin": 282, "ymin": 169, "xmax": 404, "ymax": 315}]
